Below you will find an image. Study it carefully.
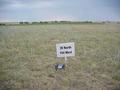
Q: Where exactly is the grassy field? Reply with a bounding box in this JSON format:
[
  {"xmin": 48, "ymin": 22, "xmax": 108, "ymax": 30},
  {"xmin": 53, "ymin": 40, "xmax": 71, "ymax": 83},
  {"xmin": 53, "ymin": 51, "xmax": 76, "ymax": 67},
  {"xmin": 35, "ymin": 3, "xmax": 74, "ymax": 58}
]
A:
[{"xmin": 0, "ymin": 23, "xmax": 120, "ymax": 90}]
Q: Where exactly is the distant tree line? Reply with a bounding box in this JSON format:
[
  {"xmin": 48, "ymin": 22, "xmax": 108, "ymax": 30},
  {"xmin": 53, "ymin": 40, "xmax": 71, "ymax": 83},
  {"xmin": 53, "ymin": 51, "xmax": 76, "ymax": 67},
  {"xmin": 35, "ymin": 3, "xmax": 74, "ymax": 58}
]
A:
[
  {"xmin": 0, "ymin": 21, "xmax": 119, "ymax": 26},
  {"xmin": 19, "ymin": 21, "xmax": 96, "ymax": 25}
]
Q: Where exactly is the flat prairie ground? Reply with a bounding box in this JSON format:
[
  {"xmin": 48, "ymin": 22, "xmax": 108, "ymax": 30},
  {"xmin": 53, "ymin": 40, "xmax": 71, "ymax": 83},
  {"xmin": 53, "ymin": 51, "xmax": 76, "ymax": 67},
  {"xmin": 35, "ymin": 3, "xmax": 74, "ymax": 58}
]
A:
[{"xmin": 0, "ymin": 23, "xmax": 120, "ymax": 90}]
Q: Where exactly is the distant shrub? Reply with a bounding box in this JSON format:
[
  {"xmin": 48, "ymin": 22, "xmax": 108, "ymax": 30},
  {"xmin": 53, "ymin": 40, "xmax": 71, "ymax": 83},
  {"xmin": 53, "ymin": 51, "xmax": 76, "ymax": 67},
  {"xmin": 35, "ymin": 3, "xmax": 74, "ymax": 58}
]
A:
[
  {"xmin": 19, "ymin": 22, "xmax": 29, "ymax": 24},
  {"xmin": 32, "ymin": 22, "xmax": 39, "ymax": 24},
  {"xmin": 24, "ymin": 22, "xmax": 29, "ymax": 24},
  {"xmin": 0, "ymin": 23, "xmax": 6, "ymax": 26}
]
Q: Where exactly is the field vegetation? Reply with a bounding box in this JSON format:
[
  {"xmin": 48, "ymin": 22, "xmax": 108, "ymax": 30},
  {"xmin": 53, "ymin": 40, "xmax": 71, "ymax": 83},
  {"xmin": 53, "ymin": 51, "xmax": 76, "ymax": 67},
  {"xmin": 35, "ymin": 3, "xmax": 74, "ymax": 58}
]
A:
[{"xmin": 0, "ymin": 23, "xmax": 120, "ymax": 90}]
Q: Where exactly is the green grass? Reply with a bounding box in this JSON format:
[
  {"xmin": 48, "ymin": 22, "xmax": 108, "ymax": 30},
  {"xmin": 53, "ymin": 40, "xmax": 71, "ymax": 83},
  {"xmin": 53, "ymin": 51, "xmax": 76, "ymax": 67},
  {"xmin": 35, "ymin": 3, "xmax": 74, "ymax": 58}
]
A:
[{"xmin": 0, "ymin": 24, "xmax": 120, "ymax": 90}]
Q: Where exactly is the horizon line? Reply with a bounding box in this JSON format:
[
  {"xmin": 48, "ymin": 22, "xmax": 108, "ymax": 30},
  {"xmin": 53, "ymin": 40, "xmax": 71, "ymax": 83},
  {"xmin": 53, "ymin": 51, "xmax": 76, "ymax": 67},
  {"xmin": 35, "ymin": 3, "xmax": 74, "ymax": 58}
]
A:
[{"xmin": 0, "ymin": 20, "xmax": 120, "ymax": 23}]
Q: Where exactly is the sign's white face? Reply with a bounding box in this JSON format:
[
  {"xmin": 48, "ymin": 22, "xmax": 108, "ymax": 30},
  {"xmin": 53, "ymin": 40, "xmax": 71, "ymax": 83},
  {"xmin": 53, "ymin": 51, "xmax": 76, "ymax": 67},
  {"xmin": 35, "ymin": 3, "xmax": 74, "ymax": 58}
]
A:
[{"xmin": 56, "ymin": 42, "xmax": 75, "ymax": 57}]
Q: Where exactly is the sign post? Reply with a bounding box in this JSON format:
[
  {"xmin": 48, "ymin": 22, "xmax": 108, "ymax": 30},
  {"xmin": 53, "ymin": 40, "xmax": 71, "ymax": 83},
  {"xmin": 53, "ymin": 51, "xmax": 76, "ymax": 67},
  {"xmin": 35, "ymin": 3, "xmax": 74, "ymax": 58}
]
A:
[
  {"xmin": 56, "ymin": 42, "xmax": 75, "ymax": 65},
  {"xmin": 64, "ymin": 51, "xmax": 67, "ymax": 65}
]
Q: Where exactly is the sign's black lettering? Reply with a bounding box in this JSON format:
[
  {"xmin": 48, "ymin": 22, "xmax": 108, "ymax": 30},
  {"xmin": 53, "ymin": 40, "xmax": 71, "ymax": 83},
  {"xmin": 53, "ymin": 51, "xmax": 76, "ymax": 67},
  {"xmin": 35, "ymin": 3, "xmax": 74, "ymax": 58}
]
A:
[
  {"xmin": 60, "ymin": 47, "xmax": 63, "ymax": 49},
  {"xmin": 64, "ymin": 46, "xmax": 72, "ymax": 49},
  {"xmin": 60, "ymin": 52, "xmax": 64, "ymax": 54},
  {"xmin": 65, "ymin": 51, "xmax": 72, "ymax": 54}
]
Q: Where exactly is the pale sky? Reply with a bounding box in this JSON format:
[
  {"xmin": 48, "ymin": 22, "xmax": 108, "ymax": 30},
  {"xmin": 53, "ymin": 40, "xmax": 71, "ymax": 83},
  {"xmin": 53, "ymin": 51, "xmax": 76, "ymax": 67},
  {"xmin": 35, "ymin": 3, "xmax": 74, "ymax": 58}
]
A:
[{"xmin": 0, "ymin": 0, "xmax": 120, "ymax": 22}]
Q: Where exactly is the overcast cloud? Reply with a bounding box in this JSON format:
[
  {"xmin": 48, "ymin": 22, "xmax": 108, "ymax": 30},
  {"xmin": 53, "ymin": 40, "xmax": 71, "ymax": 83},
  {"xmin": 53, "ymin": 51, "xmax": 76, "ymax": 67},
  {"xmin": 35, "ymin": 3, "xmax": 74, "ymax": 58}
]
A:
[{"xmin": 0, "ymin": 0, "xmax": 120, "ymax": 22}]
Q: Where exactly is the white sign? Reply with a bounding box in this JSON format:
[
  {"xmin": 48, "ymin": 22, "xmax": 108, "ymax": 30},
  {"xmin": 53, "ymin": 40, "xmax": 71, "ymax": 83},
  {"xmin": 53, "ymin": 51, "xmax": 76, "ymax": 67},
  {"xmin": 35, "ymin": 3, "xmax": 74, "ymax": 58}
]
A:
[{"xmin": 56, "ymin": 42, "xmax": 75, "ymax": 57}]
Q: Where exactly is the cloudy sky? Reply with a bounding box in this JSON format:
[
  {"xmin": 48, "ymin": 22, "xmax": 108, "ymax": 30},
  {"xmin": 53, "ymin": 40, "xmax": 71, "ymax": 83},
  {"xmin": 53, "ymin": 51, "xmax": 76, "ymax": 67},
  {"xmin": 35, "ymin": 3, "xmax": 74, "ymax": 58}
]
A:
[{"xmin": 0, "ymin": 0, "xmax": 120, "ymax": 22}]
